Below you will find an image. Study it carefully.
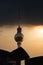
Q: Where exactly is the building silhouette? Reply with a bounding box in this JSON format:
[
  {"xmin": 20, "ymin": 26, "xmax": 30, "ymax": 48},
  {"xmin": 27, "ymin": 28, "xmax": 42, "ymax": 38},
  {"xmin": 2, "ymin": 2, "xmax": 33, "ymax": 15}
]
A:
[
  {"xmin": 0, "ymin": 49, "xmax": 9, "ymax": 65},
  {"xmin": 7, "ymin": 47, "xmax": 30, "ymax": 65}
]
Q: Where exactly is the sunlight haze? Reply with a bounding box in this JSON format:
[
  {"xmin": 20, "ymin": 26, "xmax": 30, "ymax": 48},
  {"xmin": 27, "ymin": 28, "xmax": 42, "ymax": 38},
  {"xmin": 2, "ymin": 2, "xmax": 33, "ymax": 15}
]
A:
[{"xmin": 0, "ymin": 25, "xmax": 43, "ymax": 58}]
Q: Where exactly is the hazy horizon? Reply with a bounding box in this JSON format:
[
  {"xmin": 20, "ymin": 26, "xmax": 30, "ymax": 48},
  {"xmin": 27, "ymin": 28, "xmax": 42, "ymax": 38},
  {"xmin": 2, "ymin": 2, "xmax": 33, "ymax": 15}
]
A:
[{"xmin": 0, "ymin": 24, "xmax": 43, "ymax": 58}]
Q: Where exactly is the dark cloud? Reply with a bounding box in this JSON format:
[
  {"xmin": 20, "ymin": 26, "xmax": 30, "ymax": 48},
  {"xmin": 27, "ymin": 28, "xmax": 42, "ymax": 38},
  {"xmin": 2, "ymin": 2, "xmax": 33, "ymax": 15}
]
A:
[{"xmin": 0, "ymin": 0, "xmax": 43, "ymax": 25}]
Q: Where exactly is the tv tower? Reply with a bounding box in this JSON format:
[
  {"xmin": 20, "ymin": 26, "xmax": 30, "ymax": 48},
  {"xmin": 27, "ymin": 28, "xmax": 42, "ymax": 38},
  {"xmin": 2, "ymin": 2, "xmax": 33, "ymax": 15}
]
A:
[
  {"xmin": 14, "ymin": 25, "xmax": 24, "ymax": 48},
  {"xmin": 14, "ymin": 8, "xmax": 24, "ymax": 48},
  {"xmin": 13, "ymin": 8, "xmax": 30, "ymax": 65}
]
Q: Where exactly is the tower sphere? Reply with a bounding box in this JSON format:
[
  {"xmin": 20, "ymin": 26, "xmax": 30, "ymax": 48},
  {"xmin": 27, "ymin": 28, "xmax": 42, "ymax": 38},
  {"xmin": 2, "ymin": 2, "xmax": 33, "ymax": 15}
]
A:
[{"xmin": 14, "ymin": 25, "xmax": 24, "ymax": 43}]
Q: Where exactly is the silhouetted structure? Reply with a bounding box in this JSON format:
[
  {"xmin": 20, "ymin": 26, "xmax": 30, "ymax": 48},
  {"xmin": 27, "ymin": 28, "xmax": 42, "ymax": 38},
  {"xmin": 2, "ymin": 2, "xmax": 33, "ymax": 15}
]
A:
[
  {"xmin": 14, "ymin": 25, "xmax": 24, "ymax": 48},
  {"xmin": 28, "ymin": 56, "xmax": 43, "ymax": 65},
  {"xmin": 0, "ymin": 49, "xmax": 43, "ymax": 65},
  {"xmin": 0, "ymin": 49, "xmax": 9, "ymax": 65},
  {"xmin": 8, "ymin": 47, "xmax": 30, "ymax": 65}
]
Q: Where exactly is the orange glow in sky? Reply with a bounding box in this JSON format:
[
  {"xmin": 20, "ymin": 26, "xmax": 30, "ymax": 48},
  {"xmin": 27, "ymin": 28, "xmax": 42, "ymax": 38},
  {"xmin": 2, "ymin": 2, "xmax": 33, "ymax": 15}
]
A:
[{"xmin": 0, "ymin": 25, "xmax": 43, "ymax": 58}]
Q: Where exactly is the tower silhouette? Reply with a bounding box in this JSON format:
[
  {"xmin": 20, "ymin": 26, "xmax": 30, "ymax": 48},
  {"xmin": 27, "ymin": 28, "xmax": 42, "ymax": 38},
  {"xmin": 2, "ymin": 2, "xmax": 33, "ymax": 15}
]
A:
[
  {"xmin": 14, "ymin": 25, "xmax": 23, "ymax": 48},
  {"xmin": 14, "ymin": 8, "xmax": 23, "ymax": 48}
]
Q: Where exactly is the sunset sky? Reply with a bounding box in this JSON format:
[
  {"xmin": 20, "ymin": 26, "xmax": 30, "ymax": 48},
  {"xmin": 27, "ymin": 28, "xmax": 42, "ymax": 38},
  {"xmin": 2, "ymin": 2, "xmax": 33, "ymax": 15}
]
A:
[
  {"xmin": 0, "ymin": 0, "xmax": 43, "ymax": 58},
  {"xmin": 0, "ymin": 25, "xmax": 43, "ymax": 58}
]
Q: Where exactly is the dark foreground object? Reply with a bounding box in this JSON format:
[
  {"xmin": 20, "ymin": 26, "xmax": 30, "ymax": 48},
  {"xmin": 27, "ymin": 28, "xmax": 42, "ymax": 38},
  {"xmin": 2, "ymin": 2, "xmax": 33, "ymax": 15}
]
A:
[
  {"xmin": 0, "ymin": 49, "xmax": 43, "ymax": 65},
  {"xmin": 28, "ymin": 56, "xmax": 43, "ymax": 65}
]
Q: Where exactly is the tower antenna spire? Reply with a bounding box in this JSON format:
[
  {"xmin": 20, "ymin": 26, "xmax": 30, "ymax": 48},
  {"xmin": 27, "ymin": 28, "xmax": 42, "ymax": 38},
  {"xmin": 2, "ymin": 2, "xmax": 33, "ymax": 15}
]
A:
[
  {"xmin": 18, "ymin": 8, "xmax": 21, "ymax": 25},
  {"xmin": 14, "ymin": 7, "xmax": 24, "ymax": 48}
]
